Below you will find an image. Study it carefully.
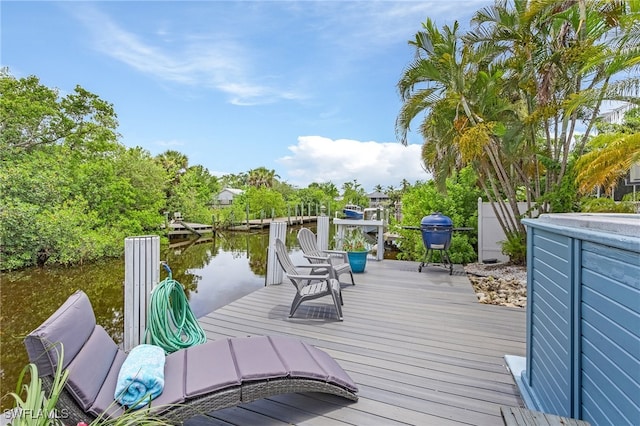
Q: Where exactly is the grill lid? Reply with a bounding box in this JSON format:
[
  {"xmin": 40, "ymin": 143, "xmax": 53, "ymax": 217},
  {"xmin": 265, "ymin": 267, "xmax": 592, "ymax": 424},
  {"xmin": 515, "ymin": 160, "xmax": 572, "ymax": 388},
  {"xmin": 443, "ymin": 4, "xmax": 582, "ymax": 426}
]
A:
[{"xmin": 420, "ymin": 212, "xmax": 453, "ymax": 227}]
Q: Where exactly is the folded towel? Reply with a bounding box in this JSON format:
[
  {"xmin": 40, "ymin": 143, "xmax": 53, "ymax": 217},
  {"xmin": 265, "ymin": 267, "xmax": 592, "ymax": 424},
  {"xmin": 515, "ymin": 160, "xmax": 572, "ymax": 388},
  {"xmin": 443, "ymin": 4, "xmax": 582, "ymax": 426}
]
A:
[{"xmin": 114, "ymin": 344, "xmax": 166, "ymax": 409}]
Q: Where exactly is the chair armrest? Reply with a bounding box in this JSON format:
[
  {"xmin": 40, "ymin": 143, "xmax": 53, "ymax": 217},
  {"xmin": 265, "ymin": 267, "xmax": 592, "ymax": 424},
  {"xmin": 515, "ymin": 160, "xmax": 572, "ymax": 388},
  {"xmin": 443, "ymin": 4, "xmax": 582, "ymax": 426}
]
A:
[
  {"xmin": 324, "ymin": 249, "xmax": 347, "ymax": 255},
  {"xmin": 294, "ymin": 263, "xmax": 332, "ymax": 269},
  {"xmin": 286, "ymin": 273, "xmax": 330, "ymax": 281},
  {"xmin": 303, "ymin": 254, "xmax": 330, "ymax": 261},
  {"xmin": 323, "ymin": 249, "xmax": 349, "ymax": 262}
]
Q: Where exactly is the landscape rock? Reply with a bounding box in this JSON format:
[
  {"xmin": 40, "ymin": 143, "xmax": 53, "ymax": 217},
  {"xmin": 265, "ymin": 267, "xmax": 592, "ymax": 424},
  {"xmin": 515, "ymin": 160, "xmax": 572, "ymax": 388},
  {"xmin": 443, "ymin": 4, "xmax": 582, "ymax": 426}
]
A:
[{"xmin": 464, "ymin": 262, "xmax": 527, "ymax": 308}]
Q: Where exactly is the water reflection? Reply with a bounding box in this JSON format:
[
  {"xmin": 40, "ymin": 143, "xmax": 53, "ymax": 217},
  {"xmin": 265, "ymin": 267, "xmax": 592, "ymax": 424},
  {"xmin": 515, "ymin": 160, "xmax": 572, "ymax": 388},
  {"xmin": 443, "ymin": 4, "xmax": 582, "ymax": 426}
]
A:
[{"xmin": 0, "ymin": 227, "xmax": 309, "ymax": 410}]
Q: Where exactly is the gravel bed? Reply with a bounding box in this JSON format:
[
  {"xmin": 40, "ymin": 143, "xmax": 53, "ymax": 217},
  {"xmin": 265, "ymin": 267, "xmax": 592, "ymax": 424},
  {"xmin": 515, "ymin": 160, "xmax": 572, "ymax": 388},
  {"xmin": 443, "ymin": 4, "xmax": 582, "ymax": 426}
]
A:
[{"xmin": 464, "ymin": 262, "xmax": 527, "ymax": 308}]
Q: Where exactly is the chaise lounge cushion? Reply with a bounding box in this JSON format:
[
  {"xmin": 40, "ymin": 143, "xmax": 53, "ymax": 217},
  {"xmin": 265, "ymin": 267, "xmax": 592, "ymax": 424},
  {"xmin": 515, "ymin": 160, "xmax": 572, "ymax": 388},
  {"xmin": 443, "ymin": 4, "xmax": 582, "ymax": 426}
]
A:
[
  {"xmin": 24, "ymin": 291, "xmax": 122, "ymax": 411},
  {"xmin": 231, "ymin": 336, "xmax": 288, "ymax": 381},
  {"xmin": 88, "ymin": 348, "xmax": 187, "ymax": 417},
  {"xmin": 24, "ymin": 290, "xmax": 96, "ymax": 376},
  {"xmin": 66, "ymin": 326, "xmax": 119, "ymax": 411},
  {"xmin": 185, "ymin": 339, "xmax": 240, "ymax": 397},
  {"xmin": 268, "ymin": 335, "xmax": 357, "ymax": 391}
]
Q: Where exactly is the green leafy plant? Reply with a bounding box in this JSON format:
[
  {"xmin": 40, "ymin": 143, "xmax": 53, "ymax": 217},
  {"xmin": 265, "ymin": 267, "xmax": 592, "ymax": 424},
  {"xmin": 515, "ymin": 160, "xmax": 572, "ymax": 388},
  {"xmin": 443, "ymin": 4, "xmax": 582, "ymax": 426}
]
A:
[
  {"xmin": 5, "ymin": 347, "xmax": 69, "ymax": 426},
  {"xmin": 85, "ymin": 405, "xmax": 173, "ymax": 426},
  {"xmin": 339, "ymin": 228, "xmax": 370, "ymax": 252},
  {"xmin": 580, "ymin": 197, "xmax": 636, "ymax": 213},
  {"xmin": 395, "ymin": 168, "xmax": 480, "ymax": 264},
  {"xmin": 500, "ymin": 232, "xmax": 527, "ymax": 266}
]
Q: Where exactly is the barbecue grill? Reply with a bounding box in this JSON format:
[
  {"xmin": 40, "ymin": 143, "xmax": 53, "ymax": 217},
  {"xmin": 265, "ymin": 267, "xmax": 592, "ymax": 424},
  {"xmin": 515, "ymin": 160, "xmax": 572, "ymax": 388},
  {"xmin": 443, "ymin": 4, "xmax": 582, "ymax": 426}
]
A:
[{"xmin": 418, "ymin": 212, "xmax": 453, "ymax": 275}]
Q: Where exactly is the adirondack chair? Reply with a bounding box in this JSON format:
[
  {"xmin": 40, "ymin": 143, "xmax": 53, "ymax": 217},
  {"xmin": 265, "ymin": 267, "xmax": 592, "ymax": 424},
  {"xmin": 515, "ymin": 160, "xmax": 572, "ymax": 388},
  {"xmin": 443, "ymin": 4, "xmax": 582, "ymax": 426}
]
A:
[
  {"xmin": 297, "ymin": 227, "xmax": 355, "ymax": 285},
  {"xmin": 274, "ymin": 238, "xmax": 343, "ymax": 321},
  {"xmin": 23, "ymin": 291, "xmax": 358, "ymax": 424}
]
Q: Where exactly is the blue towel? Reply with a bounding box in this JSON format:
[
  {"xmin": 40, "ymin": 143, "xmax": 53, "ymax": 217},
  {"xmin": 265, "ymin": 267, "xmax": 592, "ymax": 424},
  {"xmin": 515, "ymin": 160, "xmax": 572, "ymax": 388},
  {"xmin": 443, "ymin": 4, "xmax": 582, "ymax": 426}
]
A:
[{"xmin": 114, "ymin": 344, "xmax": 166, "ymax": 409}]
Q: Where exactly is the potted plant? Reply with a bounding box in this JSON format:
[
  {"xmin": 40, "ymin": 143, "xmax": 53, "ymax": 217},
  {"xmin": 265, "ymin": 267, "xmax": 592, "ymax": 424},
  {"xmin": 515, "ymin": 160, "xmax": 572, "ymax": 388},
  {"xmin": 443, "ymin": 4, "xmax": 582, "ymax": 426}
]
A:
[{"xmin": 340, "ymin": 228, "xmax": 370, "ymax": 273}]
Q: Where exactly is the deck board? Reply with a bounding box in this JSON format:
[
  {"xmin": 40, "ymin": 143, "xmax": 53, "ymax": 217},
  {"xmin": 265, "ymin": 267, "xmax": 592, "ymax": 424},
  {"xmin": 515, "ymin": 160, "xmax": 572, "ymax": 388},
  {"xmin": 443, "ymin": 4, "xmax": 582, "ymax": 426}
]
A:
[{"xmin": 188, "ymin": 260, "xmax": 526, "ymax": 425}]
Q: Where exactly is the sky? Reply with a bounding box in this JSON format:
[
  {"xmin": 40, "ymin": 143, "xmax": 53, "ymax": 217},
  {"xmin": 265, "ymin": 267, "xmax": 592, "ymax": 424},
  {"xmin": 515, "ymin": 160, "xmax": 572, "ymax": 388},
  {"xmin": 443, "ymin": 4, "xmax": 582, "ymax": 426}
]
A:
[{"xmin": 1, "ymin": 0, "xmax": 494, "ymax": 192}]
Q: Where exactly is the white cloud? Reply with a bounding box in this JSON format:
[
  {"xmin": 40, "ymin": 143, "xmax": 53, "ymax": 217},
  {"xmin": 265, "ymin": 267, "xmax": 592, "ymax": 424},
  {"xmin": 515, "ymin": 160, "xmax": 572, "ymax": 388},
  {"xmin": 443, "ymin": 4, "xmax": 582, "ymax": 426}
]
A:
[
  {"xmin": 71, "ymin": 5, "xmax": 302, "ymax": 106},
  {"xmin": 307, "ymin": 1, "xmax": 493, "ymax": 52},
  {"xmin": 278, "ymin": 136, "xmax": 429, "ymax": 191},
  {"xmin": 155, "ymin": 139, "xmax": 185, "ymax": 148}
]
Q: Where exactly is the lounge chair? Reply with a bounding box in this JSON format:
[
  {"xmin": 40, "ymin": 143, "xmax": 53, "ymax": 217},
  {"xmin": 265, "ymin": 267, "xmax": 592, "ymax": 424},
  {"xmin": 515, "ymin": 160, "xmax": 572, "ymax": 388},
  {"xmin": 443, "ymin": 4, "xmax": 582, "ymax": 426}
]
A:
[
  {"xmin": 297, "ymin": 227, "xmax": 355, "ymax": 285},
  {"xmin": 23, "ymin": 290, "xmax": 358, "ymax": 425},
  {"xmin": 274, "ymin": 238, "xmax": 344, "ymax": 321}
]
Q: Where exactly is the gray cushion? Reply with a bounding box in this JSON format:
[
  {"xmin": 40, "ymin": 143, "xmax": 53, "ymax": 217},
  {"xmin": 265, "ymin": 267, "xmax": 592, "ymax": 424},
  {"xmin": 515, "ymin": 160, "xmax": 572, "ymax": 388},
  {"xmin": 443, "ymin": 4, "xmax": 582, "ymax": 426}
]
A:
[
  {"xmin": 66, "ymin": 326, "xmax": 119, "ymax": 410},
  {"xmin": 148, "ymin": 349, "xmax": 187, "ymax": 413},
  {"xmin": 90, "ymin": 348, "xmax": 187, "ymax": 418},
  {"xmin": 230, "ymin": 336, "xmax": 287, "ymax": 381},
  {"xmin": 268, "ymin": 335, "xmax": 326, "ymax": 381},
  {"xmin": 185, "ymin": 339, "xmax": 241, "ymax": 398},
  {"xmin": 268, "ymin": 335, "xmax": 357, "ymax": 391},
  {"xmin": 306, "ymin": 343, "xmax": 358, "ymax": 392},
  {"xmin": 24, "ymin": 290, "xmax": 96, "ymax": 376},
  {"xmin": 88, "ymin": 350, "xmax": 127, "ymax": 418}
]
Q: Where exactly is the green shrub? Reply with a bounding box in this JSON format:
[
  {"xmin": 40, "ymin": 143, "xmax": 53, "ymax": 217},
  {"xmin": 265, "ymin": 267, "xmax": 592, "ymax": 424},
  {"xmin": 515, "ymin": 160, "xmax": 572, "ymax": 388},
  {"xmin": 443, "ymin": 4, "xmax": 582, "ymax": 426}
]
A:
[
  {"xmin": 396, "ymin": 167, "xmax": 481, "ymax": 264},
  {"xmin": 580, "ymin": 197, "xmax": 635, "ymax": 213},
  {"xmin": 500, "ymin": 232, "xmax": 527, "ymax": 265}
]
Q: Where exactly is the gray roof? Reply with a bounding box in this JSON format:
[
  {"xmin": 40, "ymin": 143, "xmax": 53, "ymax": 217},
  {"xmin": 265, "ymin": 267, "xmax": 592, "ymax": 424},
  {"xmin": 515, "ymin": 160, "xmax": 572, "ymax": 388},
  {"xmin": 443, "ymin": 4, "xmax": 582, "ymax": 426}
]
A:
[
  {"xmin": 367, "ymin": 191, "xmax": 388, "ymax": 199},
  {"xmin": 220, "ymin": 188, "xmax": 244, "ymax": 195}
]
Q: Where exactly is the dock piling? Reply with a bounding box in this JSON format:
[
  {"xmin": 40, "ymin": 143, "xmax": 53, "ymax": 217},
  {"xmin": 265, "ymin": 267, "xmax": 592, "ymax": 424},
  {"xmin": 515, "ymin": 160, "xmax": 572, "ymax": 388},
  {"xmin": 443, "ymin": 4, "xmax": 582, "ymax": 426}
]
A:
[
  {"xmin": 124, "ymin": 235, "xmax": 159, "ymax": 351},
  {"xmin": 265, "ymin": 221, "xmax": 287, "ymax": 285}
]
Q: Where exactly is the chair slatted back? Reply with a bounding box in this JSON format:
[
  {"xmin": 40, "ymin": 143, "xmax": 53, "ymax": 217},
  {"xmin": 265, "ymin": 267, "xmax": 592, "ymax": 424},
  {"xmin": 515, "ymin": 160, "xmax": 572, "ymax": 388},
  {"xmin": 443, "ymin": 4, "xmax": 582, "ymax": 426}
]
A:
[
  {"xmin": 297, "ymin": 228, "xmax": 323, "ymax": 263},
  {"xmin": 275, "ymin": 238, "xmax": 296, "ymax": 275}
]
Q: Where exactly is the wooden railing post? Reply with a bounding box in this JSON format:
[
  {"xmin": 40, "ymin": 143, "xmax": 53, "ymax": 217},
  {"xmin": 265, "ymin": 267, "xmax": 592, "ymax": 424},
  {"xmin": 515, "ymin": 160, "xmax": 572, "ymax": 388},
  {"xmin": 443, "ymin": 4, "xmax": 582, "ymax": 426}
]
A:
[
  {"xmin": 317, "ymin": 216, "xmax": 330, "ymax": 251},
  {"xmin": 124, "ymin": 235, "xmax": 160, "ymax": 351},
  {"xmin": 266, "ymin": 221, "xmax": 287, "ymax": 285}
]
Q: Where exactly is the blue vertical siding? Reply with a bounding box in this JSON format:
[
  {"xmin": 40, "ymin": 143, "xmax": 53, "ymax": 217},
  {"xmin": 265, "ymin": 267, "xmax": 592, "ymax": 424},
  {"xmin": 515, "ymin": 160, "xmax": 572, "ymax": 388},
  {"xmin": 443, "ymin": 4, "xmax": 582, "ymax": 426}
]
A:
[
  {"xmin": 527, "ymin": 228, "xmax": 573, "ymax": 416},
  {"xmin": 522, "ymin": 214, "xmax": 640, "ymax": 426},
  {"xmin": 580, "ymin": 242, "xmax": 640, "ymax": 426}
]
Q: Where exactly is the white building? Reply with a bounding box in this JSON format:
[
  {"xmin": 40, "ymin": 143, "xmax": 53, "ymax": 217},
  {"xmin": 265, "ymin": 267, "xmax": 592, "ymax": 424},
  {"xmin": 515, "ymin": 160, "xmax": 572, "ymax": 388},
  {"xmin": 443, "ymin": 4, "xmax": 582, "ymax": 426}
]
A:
[
  {"xmin": 217, "ymin": 188, "xmax": 244, "ymax": 205},
  {"xmin": 367, "ymin": 191, "xmax": 389, "ymax": 207},
  {"xmin": 598, "ymin": 102, "xmax": 635, "ymax": 125}
]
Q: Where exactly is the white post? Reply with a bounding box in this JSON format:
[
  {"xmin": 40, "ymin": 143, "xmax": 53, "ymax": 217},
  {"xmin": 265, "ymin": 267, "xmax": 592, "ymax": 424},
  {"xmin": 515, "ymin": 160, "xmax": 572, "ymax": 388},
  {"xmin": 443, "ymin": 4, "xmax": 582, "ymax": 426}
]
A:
[
  {"xmin": 266, "ymin": 221, "xmax": 287, "ymax": 285},
  {"xmin": 124, "ymin": 235, "xmax": 160, "ymax": 352},
  {"xmin": 376, "ymin": 224, "xmax": 385, "ymax": 261},
  {"xmin": 317, "ymin": 216, "xmax": 330, "ymax": 251},
  {"xmin": 477, "ymin": 197, "xmax": 484, "ymax": 263}
]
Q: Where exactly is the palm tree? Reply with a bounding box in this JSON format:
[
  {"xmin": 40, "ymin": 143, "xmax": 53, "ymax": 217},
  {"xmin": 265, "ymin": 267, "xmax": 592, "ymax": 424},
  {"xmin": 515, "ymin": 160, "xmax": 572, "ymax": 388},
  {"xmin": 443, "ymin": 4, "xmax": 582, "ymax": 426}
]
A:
[
  {"xmin": 396, "ymin": 17, "xmax": 526, "ymax": 235},
  {"xmin": 247, "ymin": 167, "xmax": 279, "ymax": 188},
  {"xmin": 155, "ymin": 150, "xmax": 189, "ymax": 210},
  {"xmin": 220, "ymin": 172, "xmax": 248, "ymax": 189},
  {"xmin": 397, "ymin": 0, "xmax": 639, "ymax": 239},
  {"xmin": 467, "ymin": 0, "xmax": 639, "ymax": 202},
  {"xmin": 156, "ymin": 150, "xmax": 188, "ymax": 185}
]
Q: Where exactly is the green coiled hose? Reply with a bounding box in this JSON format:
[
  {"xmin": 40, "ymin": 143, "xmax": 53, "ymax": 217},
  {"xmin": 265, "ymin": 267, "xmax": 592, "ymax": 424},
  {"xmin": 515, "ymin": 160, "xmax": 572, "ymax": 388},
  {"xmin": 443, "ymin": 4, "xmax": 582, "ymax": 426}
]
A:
[{"xmin": 144, "ymin": 263, "xmax": 206, "ymax": 353}]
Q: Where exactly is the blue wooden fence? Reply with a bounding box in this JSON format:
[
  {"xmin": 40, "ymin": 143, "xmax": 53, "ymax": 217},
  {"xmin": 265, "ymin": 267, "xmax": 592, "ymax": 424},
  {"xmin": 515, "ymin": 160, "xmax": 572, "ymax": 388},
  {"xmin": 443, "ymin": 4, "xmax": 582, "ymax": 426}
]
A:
[{"xmin": 521, "ymin": 214, "xmax": 639, "ymax": 425}]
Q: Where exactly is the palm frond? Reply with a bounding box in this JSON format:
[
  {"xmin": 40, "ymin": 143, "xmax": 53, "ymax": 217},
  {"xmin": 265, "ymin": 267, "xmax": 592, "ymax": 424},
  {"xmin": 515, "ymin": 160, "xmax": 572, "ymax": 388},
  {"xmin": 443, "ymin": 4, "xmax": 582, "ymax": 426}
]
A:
[{"xmin": 575, "ymin": 133, "xmax": 640, "ymax": 194}]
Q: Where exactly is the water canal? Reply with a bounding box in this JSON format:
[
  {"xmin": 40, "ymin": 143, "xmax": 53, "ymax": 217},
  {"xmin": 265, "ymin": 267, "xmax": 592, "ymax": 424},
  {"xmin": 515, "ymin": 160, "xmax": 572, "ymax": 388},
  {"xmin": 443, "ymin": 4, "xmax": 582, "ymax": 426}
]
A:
[{"xmin": 0, "ymin": 226, "xmax": 316, "ymax": 409}]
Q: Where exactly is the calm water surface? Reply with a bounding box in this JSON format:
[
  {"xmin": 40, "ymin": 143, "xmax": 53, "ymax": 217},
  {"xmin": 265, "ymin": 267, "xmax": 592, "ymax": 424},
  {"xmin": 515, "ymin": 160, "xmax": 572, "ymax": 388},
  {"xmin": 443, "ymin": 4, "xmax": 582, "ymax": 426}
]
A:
[{"xmin": 0, "ymin": 228, "xmax": 311, "ymax": 409}]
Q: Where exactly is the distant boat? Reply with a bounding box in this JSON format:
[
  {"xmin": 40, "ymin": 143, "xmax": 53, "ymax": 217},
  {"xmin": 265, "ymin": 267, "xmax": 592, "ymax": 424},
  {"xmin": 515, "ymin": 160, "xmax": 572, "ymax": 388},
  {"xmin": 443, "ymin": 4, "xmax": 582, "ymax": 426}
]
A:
[{"xmin": 343, "ymin": 204, "xmax": 364, "ymax": 220}]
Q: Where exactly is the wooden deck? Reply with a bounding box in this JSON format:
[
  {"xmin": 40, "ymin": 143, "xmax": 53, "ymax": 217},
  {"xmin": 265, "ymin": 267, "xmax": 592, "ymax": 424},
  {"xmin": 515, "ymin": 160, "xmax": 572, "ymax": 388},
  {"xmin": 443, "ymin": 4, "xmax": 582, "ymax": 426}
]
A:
[
  {"xmin": 187, "ymin": 259, "xmax": 526, "ymax": 425},
  {"xmin": 228, "ymin": 216, "xmax": 319, "ymax": 231}
]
